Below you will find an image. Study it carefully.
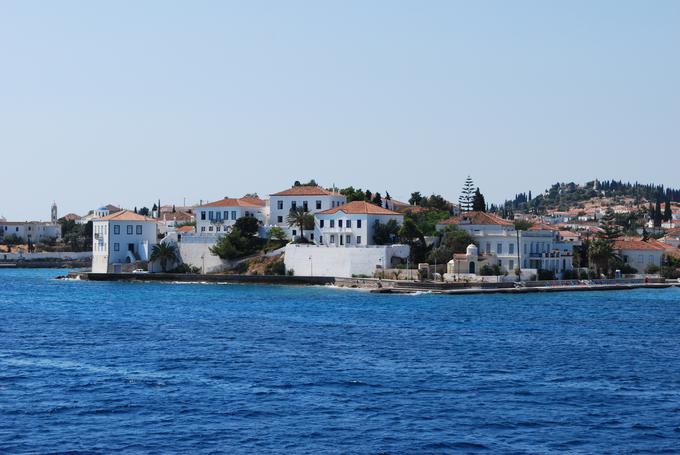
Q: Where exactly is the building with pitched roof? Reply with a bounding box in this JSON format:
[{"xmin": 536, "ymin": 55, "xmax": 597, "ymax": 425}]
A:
[
  {"xmin": 194, "ymin": 197, "xmax": 267, "ymax": 234},
  {"xmin": 269, "ymin": 185, "xmax": 346, "ymax": 239},
  {"xmin": 314, "ymin": 200, "xmax": 404, "ymax": 246},
  {"xmin": 614, "ymin": 238, "xmax": 667, "ymax": 273},
  {"xmin": 436, "ymin": 211, "xmax": 574, "ymax": 277},
  {"xmin": 92, "ymin": 210, "xmax": 158, "ymax": 273}
]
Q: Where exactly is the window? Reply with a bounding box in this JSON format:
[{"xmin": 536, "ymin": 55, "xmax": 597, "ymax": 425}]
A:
[
  {"xmin": 509, "ymin": 243, "xmax": 514, "ymax": 255},
  {"xmin": 524, "ymin": 243, "xmax": 528, "ymax": 254},
  {"xmin": 346, "ymin": 235, "xmax": 351, "ymax": 244},
  {"xmin": 330, "ymin": 220, "xmax": 335, "ymax": 228},
  {"xmin": 339, "ymin": 220, "xmax": 343, "ymax": 228},
  {"xmin": 509, "ymin": 260, "xmax": 514, "ymax": 270},
  {"xmin": 316, "ymin": 200, "xmax": 322, "ymax": 210},
  {"xmin": 127, "ymin": 225, "xmax": 133, "ymax": 235},
  {"xmin": 114, "ymin": 243, "xmax": 119, "ymax": 251},
  {"xmin": 320, "ymin": 220, "xmax": 325, "ymax": 228},
  {"xmin": 201, "ymin": 211, "xmax": 206, "ymax": 220},
  {"xmin": 320, "ymin": 235, "xmax": 323, "ymax": 244},
  {"xmin": 357, "ymin": 219, "xmax": 362, "ymax": 228},
  {"xmin": 223, "ymin": 211, "xmax": 228, "ymax": 220},
  {"xmin": 291, "ymin": 201, "xmax": 297, "ymax": 210},
  {"xmin": 277, "ymin": 201, "xmax": 283, "ymax": 210},
  {"xmin": 201, "ymin": 227, "xmax": 206, "ymax": 232},
  {"xmin": 216, "ymin": 226, "xmax": 221, "ymax": 232},
  {"xmin": 310, "ymin": 233, "xmax": 314, "ymax": 241},
  {"xmin": 231, "ymin": 211, "xmax": 237, "ymax": 220},
  {"xmin": 277, "ymin": 216, "xmax": 283, "ymax": 223},
  {"xmin": 356, "ymin": 235, "xmax": 361, "ymax": 244},
  {"xmin": 303, "ymin": 201, "xmax": 308, "ymax": 211},
  {"xmin": 114, "ymin": 225, "xmax": 120, "ymax": 235},
  {"xmin": 330, "ymin": 235, "xmax": 335, "ymax": 243},
  {"xmin": 347, "ymin": 220, "xmax": 351, "ymax": 228},
  {"xmin": 292, "ymin": 230, "xmax": 297, "ymax": 237},
  {"xmin": 209, "ymin": 211, "xmax": 214, "ymax": 220},
  {"xmin": 136, "ymin": 225, "xmax": 142, "ymax": 235},
  {"xmin": 485, "ymin": 242, "xmax": 491, "ymax": 254},
  {"xmin": 209, "ymin": 226, "xmax": 213, "ymax": 232},
  {"xmin": 216, "ymin": 211, "xmax": 222, "ymax": 220},
  {"xmin": 497, "ymin": 243, "xmax": 502, "ymax": 254}
]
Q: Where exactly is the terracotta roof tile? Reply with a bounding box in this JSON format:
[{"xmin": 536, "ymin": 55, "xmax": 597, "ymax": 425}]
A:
[
  {"xmin": 613, "ymin": 238, "xmax": 668, "ymax": 251},
  {"xmin": 439, "ymin": 211, "xmax": 513, "ymax": 226},
  {"xmin": 318, "ymin": 200, "xmax": 402, "ymax": 216},
  {"xmin": 99, "ymin": 210, "xmax": 156, "ymax": 222},
  {"xmin": 199, "ymin": 197, "xmax": 265, "ymax": 208},
  {"xmin": 271, "ymin": 185, "xmax": 336, "ymax": 197}
]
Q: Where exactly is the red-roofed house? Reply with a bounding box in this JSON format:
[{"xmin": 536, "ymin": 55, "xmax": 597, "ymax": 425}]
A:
[
  {"xmin": 92, "ymin": 210, "xmax": 158, "ymax": 273},
  {"xmin": 270, "ymin": 185, "xmax": 346, "ymax": 239},
  {"xmin": 195, "ymin": 197, "xmax": 268, "ymax": 235},
  {"xmin": 314, "ymin": 201, "xmax": 403, "ymax": 246},
  {"xmin": 614, "ymin": 238, "xmax": 667, "ymax": 273}
]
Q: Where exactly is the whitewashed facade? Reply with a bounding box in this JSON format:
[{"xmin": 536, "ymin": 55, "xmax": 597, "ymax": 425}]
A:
[
  {"xmin": 313, "ymin": 200, "xmax": 404, "ymax": 246},
  {"xmin": 195, "ymin": 197, "xmax": 267, "ymax": 235},
  {"xmin": 269, "ymin": 185, "xmax": 346, "ymax": 239},
  {"xmin": 92, "ymin": 210, "xmax": 158, "ymax": 273},
  {"xmin": 0, "ymin": 221, "xmax": 61, "ymax": 242},
  {"xmin": 437, "ymin": 211, "xmax": 574, "ymax": 277}
]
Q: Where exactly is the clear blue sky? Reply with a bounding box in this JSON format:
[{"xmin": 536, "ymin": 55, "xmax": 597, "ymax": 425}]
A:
[{"xmin": 1, "ymin": 1, "xmax": 678, "ymax": 220}]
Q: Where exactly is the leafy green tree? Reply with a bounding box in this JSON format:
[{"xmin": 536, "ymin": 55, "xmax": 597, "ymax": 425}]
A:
[
  {"xmin": 287, "ymin": 208, "xmax": 314, "ymax": 239},
  {"xmin": 234, "ymin": 216, "xmax": 260, "ymax": 237},
  {"xmin": 403, "ymin": 210, "xmax": 449, "ymax": 236},
  {"xmin": 364, "ymin": 190, "xmax": 372, "ymax": 201},
  {"xmin": 588, "ymin": 208, "xmax": 621, "ymax": 276},
  {"xmin": 268, "ymin": 226, "xmax": 287, "ymax": 242},
  {"xmin": 513, "ymin": 219, "xmax": 533, "ymax": 231},
  {"xmin": 150, "ymin": 243, "xmax": 179, "ymax": 272},
  {"xmin": 138, "ymin": 207, "xmax": 150, "ymax": 216},
  {"xmin": 409, "ymin": 192, "xmax": 423, "ymax": 206},
  {"xmin": 371, "ymin": 192, "xmax": 383, "ymax": 207},
  {"xmin": 339, "ymin": 186, "xmax": 366, "ymax": 202},
  {"xmin": 373, "ymin": 219, "xmax": 400, "ymax": 245},
  {"xmin": 428, "ymin": 226, "xmax": 475, "ymax": 263},
  {"xmin": 472, "ymin": 188, "xmax": 486, "ymax": 212}
]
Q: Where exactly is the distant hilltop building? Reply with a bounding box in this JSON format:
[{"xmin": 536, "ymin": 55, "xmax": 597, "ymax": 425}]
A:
[{"xmin": 0, "ymin": 203, "xmax": 62, "ymax": 243}]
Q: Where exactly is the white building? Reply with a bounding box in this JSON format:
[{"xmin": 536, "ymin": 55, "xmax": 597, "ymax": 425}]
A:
[
  {"xmin": 269, "ymin": 185, "xmax": 346, "ymax": 239},
  {"xmin": 91, "ymin": 210, "xmax": 158, "ymax": 273},
  {"xmin": 78, "ymin": 204, "xmax": 122, "ymax": 225},
  {"xmin": 0, "ymin": 221, "xmax": 61, "ymax": 243},
  {"xmin": 314, "ymin": 200, "xmax": 403, "ymax": 246},
  {"xmin": 195, "ymin": 197, "xmax": 267, "ymax": 235},
  {"xmin": 436, "ymin": 211, "xmax": 574, "ymax": 277},
  {"xmin": 614, "ymin": 238, "xmax": 666, "ymax": 273}
]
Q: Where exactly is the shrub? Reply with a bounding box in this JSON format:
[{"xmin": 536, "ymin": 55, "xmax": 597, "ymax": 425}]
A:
[
  {"xmin": 479, "ymin": 264, "xmax": 501, "ymax": 276},
  {"xmin": 645, "ymin": 264, "xmax": 661, "ymax": 274},
  {"xmin": 265, "ymin": 259, "xmax": 286, "ymax": 276},
  {"xmin": 537, "ymin": 269, "xmax": 555, "ymax": 281}
]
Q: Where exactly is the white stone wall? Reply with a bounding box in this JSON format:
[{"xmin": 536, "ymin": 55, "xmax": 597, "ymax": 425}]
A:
[
  {"xmin": 0, "ymin": 251, "xmax": 92, "ymax": 261},
  {"xmin": 175, "ymin": 234, "xmax": 232, "ymax": 273},
  {"xmin": 0, "ymin": 222, "xmax": 61, "ymax": 242},
  {"xmin": 284, "ymin": 244, "xmax": 410, "ymax": 277}
]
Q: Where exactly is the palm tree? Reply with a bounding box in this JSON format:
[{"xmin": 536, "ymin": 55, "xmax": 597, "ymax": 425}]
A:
[
  {"xmin": 150, "ymin": 243, "xmax": 179, "ymax": 272},
  {"xmin": 287, "ymin": 208, "xmax": 314, "ymax": 240}
]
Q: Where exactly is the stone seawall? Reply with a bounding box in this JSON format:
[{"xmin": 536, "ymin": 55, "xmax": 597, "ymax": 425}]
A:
[{"xmin": 76, "ymin": 272, "xmax": 335, "ymax": 286}]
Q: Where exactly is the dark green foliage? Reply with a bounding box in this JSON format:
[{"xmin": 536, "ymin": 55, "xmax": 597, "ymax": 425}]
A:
[
  {"xmin": 404, "ymin": 210, "xmax": 449, "ymax": 236},
  {"xmin": 138, "ymin": 207, "xmax": 150, "ymax": 216},
  {"xmin": 513, "ymin": 219, "xmax": 533, "ymax": 231},
  {"xmin": 371, "ymin": 192, "xmax": 383, "ymax": 207},
  {"xmin": 340, "ymin": 186, "xmax": 368, "ymax": 202},
  {"xmin": 459, "ymin": 176, "xmax": 475, "ymax": 212},
  {"xmin": 480, "ymin": 264, "xmax": 502, "ymax": 276},
  {"xmin": 58, "ymin": 219, "xmax": 93, "ymax": 251},
  {"xmin": 373, "ymin": 219, "xmax": 400, "ymax": 245},
  {"xmin": 150, "ymin": 243, "xmax": 179, "ymax": 272},
  {"xmin": 293, "ymin": 179, "xmax": 318, "ymax": 187},
  {"xmin": 1, "ymin": 233, "xmax": 22, "ymax": 246},
  {"xmin": 265, "ymin": 259, "xmax": 286, "ymax": 275},
  {"xmin": 234, "ymin": 216, "xmax": 260, "ymax": 237},
  {"xmin": 537, "ymin": 269, "xmax": 556, "ymax": 281},
  {"xmin": 287, "ymin": 208, "xmax": 314, "ymax": 239},
  {"xmin": 409, "ymin": 192, "xmax": 423, "ymax": 206},
  {"xmin": 472, "ymin": 188, "xmax": 486, "ymax": 212},
  {"xmin": 663, "ymin": 199, "xmax": 673, "ymax": 222},
  {"xmin": 428, "ymin": 226, "xmax": 475, "ymax": 264},
  {"xmin": 168, "ymin": 263, "xmax": 201, "ymax": 274},
  {"xmin": 645, "ymin": 264, "xmax": 661, "ymax": 274}
]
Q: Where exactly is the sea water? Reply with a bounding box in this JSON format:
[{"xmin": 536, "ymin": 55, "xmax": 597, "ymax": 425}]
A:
[{"xmin": 1, "ymin": 269, "xmax": 680, "ymax": 453}]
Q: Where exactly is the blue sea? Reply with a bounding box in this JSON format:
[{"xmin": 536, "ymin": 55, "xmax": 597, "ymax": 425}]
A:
[{"xmin": 1, "ymin": 269, "xmax": 680, "ymax": 454}]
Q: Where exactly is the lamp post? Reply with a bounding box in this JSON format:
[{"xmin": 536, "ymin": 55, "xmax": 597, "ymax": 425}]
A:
[
  {"xmin": 378, "ymin": 257, "xmax": 383, "ymax": 279},
  {"xmin": 201, "ymin": 254, "xmax": 205, "ymax": 275},
  {"xmin": 516, "ymin": 229, "xmax": 522, "ymax": 281},
  {"xmin": 308, "ymin": 255, "xmax": 313, "ymax": 276}
]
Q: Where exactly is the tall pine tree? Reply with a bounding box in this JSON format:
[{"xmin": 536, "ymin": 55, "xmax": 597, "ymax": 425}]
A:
[
  {"xmin": 459, "ymin": 176, "xmax": 475, "ymax": 212},
  {"xmin": 472, "ymin": 188, "xmax": 486, "ymax": 212}
]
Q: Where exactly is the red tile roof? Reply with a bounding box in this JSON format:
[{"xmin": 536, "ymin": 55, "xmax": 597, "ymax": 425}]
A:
[
  {"xmin": 613, "ymin": 238, "xmax": 667, "ymax": 251},
  {"xmin": 529, "ymin": 223, "xmax": 560, "ymax": 231},
  {"xmin": 161, "ymin": 211, "xmax": 194, "ymax": 222},
  {"xmin": 175, "ymin": 225, "xmax": 195, "ymax": 233},
  {"xmin": 199, "ymin": 197, "xmax": 265, "ymax": 208},
  {"xmin": 99, "ymin": 210, "xmax": 156, "ymax": 222},
  {"xmin": 439, "ymin": 211, "xmax": 513, "ymax": 226},
  {"xmin": 318, "ymin": 200, "xmax": 402, "ymax": 216},
  {"xmin": 271, "ymin": 185, "xmax": 335, "ymax": 197}
]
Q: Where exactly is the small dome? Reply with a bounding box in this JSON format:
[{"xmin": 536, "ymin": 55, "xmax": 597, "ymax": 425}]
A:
[
  {"xmin": 98, "ymin": 206, "xmax": 109, "ymax": 211},
  {"xmin": 466, "ymin": 244, "xmax": 478, "ymax": 256}
]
